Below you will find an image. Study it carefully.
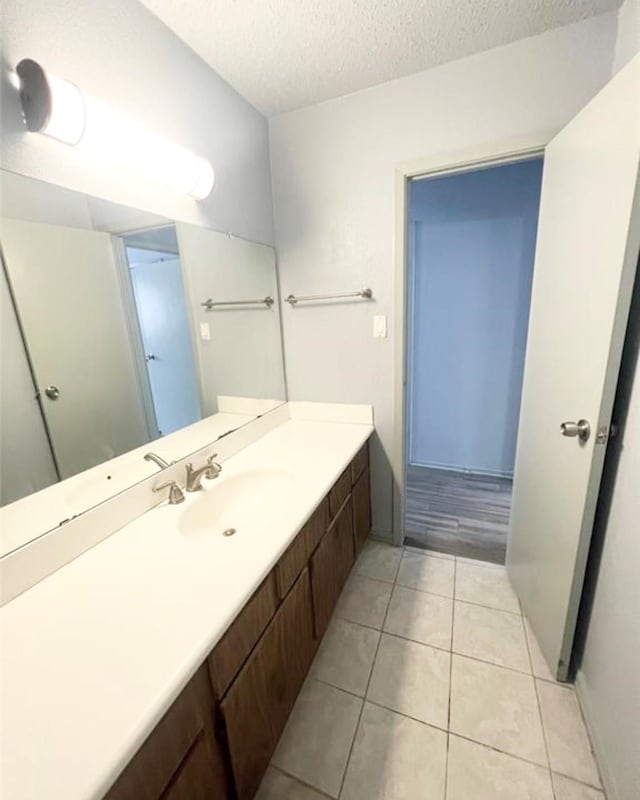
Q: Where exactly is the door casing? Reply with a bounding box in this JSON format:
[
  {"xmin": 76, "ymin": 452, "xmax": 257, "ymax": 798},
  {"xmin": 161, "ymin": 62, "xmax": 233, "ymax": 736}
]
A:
[{"xmin": 392, "ymin": 132, "xmax": 554, "ymax": 546}]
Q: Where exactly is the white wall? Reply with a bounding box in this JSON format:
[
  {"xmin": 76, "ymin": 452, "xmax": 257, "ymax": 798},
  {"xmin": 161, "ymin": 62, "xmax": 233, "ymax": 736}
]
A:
[
  {"xmin": 176, "ymin": 224, "xmax": 286, "ymax": 414},
  {"xmin": 270, "ymin": 14, "xmax": 617, "ymax": 537},
  {"xmin": 0, "ymin": 0, "xmax": 274, "ymax": 245},
  {"xmin": 0, "ymin": 170, "xmax": 93, "ymax": 228},
  {"xmin": 613, "ymin": 0, "xmax": 640, "ymax": 72}
]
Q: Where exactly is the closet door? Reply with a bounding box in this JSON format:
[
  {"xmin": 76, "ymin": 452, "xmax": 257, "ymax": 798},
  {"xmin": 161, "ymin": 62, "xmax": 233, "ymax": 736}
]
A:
[{"xmin": 507, "ymin": 55, "xmax": 640, "ymax": 680}]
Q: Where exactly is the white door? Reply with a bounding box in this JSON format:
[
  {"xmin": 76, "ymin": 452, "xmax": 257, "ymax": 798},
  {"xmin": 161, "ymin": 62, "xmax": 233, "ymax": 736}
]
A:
[
  {"xmin": 0, "ymin": 218, "xmax": 150, "ymax": 479},
  {"xmin": 507, "ymin": 56, "xmax": 640, "ymax": 680},
  {"xmin": 128, "ymin": 252, "xmax": 201, "ymax": 435}
]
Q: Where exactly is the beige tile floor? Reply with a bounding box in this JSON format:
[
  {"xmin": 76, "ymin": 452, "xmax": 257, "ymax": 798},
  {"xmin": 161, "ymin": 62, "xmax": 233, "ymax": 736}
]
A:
[{"xmin": 257, "ymin": 542, "xmax": 606, "ymax": 800}]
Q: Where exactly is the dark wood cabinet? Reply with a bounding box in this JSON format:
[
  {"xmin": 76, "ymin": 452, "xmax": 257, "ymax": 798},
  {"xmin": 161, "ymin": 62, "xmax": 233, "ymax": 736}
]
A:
[
  {"xmin": 275, "ymin": 526, "xmax": 308, "ymax": 599},
  {"xmin": 329, "ymin": 466, "xmax": 351, "ymax": 519},
  {"xmin": 104, "ymin": 439, "xmax": 370, "ymax": 800},
  {"xmin": 209, "ymin": 573, "xmax": 279, "ymax": 699},
  {"xmin": 351, "ymin": 443, "xmax": 369, "ymax": 485},
  {"xmin": 334, "ymin": 496, "xmax": 356, "ymax": 588},
  {"xmin": 162, "ymin": 731, "xmax": 229, "ymax": 800},
  {"xmin": 303, "ymin": 498, "xmax": 329, "ymax": 557},
  {"xmin": 309, "ymin": 495, "xmax": 355, "ymax": 639},
  {"xmin": 220, "ymin": 570, "xmax": 315, "ymax": 800},
  {"xmin": 353, "ymin": 466, "xmax": 371, "ymax": 551},
  {"xmin": 105, "ymin": 665, "xmax": 228, "ymax": 800},
  {"xmin": 309, "ymin": 520, "xmax": 339, "ymax": 639}
]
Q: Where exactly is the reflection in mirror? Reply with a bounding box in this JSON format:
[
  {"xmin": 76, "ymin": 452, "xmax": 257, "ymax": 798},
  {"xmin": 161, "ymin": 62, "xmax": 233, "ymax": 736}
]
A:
[
  {"xmin": 123, "ymin": 225, "xmax": 201, "ymax": 437},
  {"xmin": 0, "ymin": 169, "xmax": 286, "ymax": 550}
]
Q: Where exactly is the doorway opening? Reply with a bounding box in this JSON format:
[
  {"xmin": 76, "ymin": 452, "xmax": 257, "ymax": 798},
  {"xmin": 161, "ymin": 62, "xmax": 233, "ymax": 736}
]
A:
[
  {"xmin": 403, "ymin": 157, "xmax": 544, "ymax": 564},
  {"xmin": 122, "ymin": 226, "xmax": 201, "ymax": 437}
]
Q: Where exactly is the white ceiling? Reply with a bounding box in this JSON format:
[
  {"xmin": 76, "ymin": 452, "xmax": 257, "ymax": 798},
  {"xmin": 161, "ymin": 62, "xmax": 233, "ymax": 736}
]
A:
[{"xmin": 139, "ymin": 0, "xmax": 621, "ymax": 116}]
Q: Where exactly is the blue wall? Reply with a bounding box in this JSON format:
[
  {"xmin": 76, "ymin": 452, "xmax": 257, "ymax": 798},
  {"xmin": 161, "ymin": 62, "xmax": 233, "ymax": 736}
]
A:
[{"xmin": 408, "ymin": 158, "xmax": 543, "ymax": 476}]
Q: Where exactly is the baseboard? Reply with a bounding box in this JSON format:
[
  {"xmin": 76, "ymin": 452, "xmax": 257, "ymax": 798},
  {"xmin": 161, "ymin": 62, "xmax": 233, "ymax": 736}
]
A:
[
  {"xmin": 408, "ymin": 459, "xmax": 514, "ymax": 479},
  {"xmin": 370, "ymin": 528, "xmax": 394, "ymax": 544},
  {"xmin": 574, "ymin": 670, "xmax": 616, "ymax": 800}
]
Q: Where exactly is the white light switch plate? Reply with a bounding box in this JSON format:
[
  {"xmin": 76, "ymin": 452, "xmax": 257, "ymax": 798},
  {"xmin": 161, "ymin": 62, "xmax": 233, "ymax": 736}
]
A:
[
  {"xmin": 199, "ymin": 322, "xmax": 211, "ymax": 341},
  {"xmin": 373, "ymin": 315, "xmax": 387, "ymax": 338}
]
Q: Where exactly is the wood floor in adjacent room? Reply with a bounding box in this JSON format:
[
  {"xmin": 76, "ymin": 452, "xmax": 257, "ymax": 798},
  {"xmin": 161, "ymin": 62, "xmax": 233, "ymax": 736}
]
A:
[{"xmin": 404, "ymin": 465, "xmax": 512, "ymax": 564}]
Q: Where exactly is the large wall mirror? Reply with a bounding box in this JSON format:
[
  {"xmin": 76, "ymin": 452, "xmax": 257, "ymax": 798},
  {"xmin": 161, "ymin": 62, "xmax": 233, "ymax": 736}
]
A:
[{"xmin": 0, "ymin": 169, "xmax": 286, "ymax": 553}]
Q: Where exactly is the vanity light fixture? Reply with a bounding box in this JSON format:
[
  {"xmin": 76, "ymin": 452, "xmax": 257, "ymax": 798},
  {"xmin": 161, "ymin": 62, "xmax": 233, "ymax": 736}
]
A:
[{"xmin": 15, "ymin": 59, "xmax": 215, "ymax": 200}]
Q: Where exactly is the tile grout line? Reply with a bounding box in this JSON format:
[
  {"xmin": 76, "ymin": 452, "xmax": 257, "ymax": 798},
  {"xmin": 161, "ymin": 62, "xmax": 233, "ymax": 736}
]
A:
[
  {"xmin": 572, "ymin": 680, "xmax": 608, "ymax": 793},
  {"xmin": 335, "ymin": 543, "xmax": 395, "ymax": 799},
  {"xmin": 444, "ymin": 556, "xmax": 458, "ymax": 800},
  {"xmin": 550, "ymin": 769, "xmax": 607, "ymax": 795},
  {"xmin": 309, "ymin": 674, "xmax": 556, "ymax": 776},
  {"xmin": 522, "ymin": 606, "xmax": 556, "ymax": 799},
  {"xmin": 268, "ymin": 764, "xmax": 336, "ymax": 799},
  {"xmin": 453, "ymin": 595, "xmax": 524, "ymax": 617},
  {"xmin": 347, "ymin": 546, "xmax": 606, "ymax": 798},
  {"xmin": 334, "ymin": 614, "xmax": 538, "ymax": 680}
]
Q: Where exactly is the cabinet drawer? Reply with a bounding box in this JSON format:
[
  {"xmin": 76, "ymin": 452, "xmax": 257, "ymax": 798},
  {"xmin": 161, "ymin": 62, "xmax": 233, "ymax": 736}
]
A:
[
  {"xmin": 303, "ymin": 497, "xmax": 329, "ymax": 557},
  {"xmin": 329, "ymin": 467, "xmax": 351, "ymax": 519},
  {"xmin": 351, "ymin": 442, "xmax": 369, "ymax": 485},
  {"xmin": 209, "ymin": 572, "xmax": 278, "ymax": 699},
  {"xmin": 276, "ymin": 527, "xmax": 308, "ymax": 600},
  {"xmin": 105, "ymin": 665, "xmax": 214, "ymax": 800},
  {"xmin": 353, "ymin": 467, "xmax": 371, "ymax": 551}
]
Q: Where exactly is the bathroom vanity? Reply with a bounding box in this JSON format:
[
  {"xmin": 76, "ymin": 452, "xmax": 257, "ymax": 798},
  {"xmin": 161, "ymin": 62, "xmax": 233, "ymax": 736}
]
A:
[
  {"xmin": 1, "ymin": 404, "xmax": 373, "ymax": 800},
  {"xmin": 108, "ymin": 440, "xmax": 370, "ymax": 800}
]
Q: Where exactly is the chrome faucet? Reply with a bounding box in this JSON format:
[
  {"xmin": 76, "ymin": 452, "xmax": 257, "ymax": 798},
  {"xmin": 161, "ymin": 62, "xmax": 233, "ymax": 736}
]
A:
[
  {"xmin": 152, "ymin": 480, "xmax": 185, "ymax": 505},
  {"xmin": 185, "ymin": 454, "xmax": 222, "ymax": 492},
  {"xmin": 144, "ymin": 452, "xmax": 172, "ymax": 470}
]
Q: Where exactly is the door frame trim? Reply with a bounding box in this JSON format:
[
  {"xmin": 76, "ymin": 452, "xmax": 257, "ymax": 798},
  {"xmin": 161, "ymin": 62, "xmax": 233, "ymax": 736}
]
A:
[
  {"xmin": 391, "ymin": 131, "xmax": 554, "ymax": 546},
  {"xmin": 112, "ymin": 235, "xmax": 161, "ymax": 441}
]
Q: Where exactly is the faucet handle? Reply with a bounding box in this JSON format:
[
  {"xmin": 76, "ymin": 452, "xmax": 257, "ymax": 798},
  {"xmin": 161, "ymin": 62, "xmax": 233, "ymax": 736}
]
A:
[
  {"xmin": 153, "ymin": 480, "xmax": 185, "ymax": 505},
  {"xmin": 206, "ymin": 453, "xmax": 222, "ymax": 478}
]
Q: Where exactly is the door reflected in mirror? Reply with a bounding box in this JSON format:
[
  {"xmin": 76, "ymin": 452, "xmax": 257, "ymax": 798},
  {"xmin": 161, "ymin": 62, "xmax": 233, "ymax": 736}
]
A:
[
  {"xmin": 124, "ymin": 226, "xmax": 201, "ymax": 437},
  {"xmin": 0, "ymin": 169, "xmax": 286, "ymax": 551}
]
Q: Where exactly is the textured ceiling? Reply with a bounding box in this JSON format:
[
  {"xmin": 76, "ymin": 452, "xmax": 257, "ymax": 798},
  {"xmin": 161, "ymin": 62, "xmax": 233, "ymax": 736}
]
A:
[{"xmin": 139, "ymin": 0, "xmax": 621, "ymax": 115}]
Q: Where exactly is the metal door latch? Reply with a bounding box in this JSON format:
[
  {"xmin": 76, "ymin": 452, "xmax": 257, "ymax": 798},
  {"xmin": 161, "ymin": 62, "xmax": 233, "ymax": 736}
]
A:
[{"xmin": 595, "ymin": 424, "xmax": 618, "ymax": 445}]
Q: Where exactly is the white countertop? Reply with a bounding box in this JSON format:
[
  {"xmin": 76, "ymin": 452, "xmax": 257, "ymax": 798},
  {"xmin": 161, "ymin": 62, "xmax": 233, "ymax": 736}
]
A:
[{"xmin": 0, "ymin": 416, "xmax": 372, "ymax": 800}]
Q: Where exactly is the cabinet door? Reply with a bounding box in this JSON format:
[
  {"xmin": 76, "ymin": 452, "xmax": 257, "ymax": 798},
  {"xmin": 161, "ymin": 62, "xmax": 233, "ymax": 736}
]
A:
[
  {"xmin": 105, "ymin": 665, "xmax": 228, "ymax": 800},
  {"xmin": 209, "ymin": 572, "xmax": 278, "ymax": 698},
  {"xmin": 353, "ymin": 467, "xmax": 371, "ymax": 551},
  {"xmin": 221, "ymin": 570, "xmax": 314, "ymax": 800},
  {"xmin": 309, "ymin": 497, "xmax": 354, "ymax": 639},
  {"xmin": 266, "ymin": 569, "xmax": 315, "ymax": 736},
  {"xmin": 309, "ymin": 524, "xmax": 340, "ymax": 639},
  {"xmin": 162, "ymin": 732, "xmax": 228, "ymax": 800},
  {"xmin": 335, "ymin": 496, "xmax": 355, "ymax": 589}
]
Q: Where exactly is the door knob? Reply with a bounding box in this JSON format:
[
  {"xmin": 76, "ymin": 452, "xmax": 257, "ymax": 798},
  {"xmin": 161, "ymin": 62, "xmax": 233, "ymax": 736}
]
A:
[
  {"xmin": 145, "ymin": 353, "xmax": 157, "ymax": 362},
  {"xmin": 44, "ymin": 385, "xmax": 60, "ymax": 401},
  {"xmin": 560, "ymin": 419, "xmax": 591, "ymax": 442}
]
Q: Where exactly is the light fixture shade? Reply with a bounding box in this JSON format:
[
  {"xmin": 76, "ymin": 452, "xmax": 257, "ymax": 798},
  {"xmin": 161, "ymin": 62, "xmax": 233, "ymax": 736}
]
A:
[{"xmin": 16, "ymin": 59, "xmax": 215, "ymax": 200}]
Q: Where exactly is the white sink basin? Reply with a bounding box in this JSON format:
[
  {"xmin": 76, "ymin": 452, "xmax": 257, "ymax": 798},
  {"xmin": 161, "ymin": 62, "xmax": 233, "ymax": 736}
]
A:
[{"xmin": 178, "ymin": 468, "xmax": 294, "ymax": 538}]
